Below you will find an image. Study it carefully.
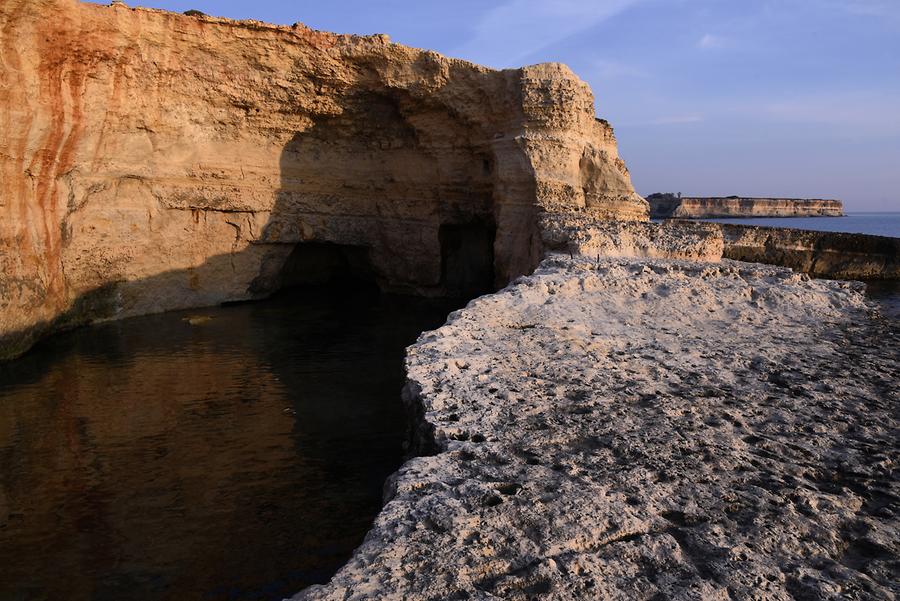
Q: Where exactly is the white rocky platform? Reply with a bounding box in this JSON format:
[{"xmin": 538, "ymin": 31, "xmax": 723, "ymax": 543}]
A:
[{"xmin": 296, "ymin": 256, "xmax": 899, "ymax": 600}]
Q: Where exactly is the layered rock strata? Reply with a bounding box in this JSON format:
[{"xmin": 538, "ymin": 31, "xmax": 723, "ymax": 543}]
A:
[
  {"xmin": 543, "ymin": 217, "xmax": 900, "ymax": 280},
  {"xmin": 540, "ymin": 214, "xmax": 724, "ymax": 262},
  {"xmin": 648, "ymin": 194, "xmax": 844, "ymax": 219},
  {"xmin": 297, "ymin": 255, "xmax": 899, "ymax": 600},
  {"xmin": 0, "ymin": 0, "xmax": 647, "ymax": 359},
  {"xmin": 719, "ymin": 224, "xmax": 900, "ymax": 280}
]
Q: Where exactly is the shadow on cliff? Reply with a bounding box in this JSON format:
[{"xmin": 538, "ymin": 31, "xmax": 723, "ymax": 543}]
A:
[
  {"xmin": 3, "ymin": 87, "xmax": 500, "ymax": 360},
  {"xmin": 0, "ymin": 88, "xmax": 504, "ymax": 598},
  {"xmin": 242, "ymin": 85, "xmax": 499, "ymax": 301}
]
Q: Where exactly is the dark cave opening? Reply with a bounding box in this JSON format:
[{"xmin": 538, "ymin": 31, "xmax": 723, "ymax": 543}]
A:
[
  {"xmin": 276, "ymin": 242, "xmax": 378, "ymax": 292},
  {"xmin": 440, "ymin": 220, "xmax": 496, "ymax": 299}
]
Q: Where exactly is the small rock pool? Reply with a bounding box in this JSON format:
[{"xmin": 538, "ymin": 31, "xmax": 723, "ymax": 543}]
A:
[{"xmin": 0, "ymin": 287, "xmax": 458, "ymax": 601}]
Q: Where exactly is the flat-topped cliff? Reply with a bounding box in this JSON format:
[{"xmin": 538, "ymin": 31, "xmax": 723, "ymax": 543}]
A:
[
  {"xmin": 0, "ymin": 0, "xmax": 647, "ymax": 359},
  {"xmin": 647, "ymin": 193, "xmax": 844, "ymax": 218}
]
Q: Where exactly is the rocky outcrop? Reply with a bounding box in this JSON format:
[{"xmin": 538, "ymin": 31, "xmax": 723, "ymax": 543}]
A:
[
  {"xmin": 542, "ymin": 216, "xmax": 900, "ymax": 280},
  {"xmin": 648, "ymin": 194, "xmax": 844, "ymax": 218},
  {"xmin": 540, "ymin": 214, "xmax": 724, "ymax": 262},
  {"xmin": 0, "ymin": 0, "xmax": 648, "ymax": 359},
  {"xmin": 718, "ymin": 224, "xmax": 900, "ymax": 280},
  {"xmin": 296, "ymin": 255, "xmax": 899, "ymax": 600}
]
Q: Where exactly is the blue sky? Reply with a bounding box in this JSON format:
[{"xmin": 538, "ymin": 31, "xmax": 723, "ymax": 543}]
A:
[{"xmin": 140, "ymin": 0, "xmax": 899, "ymax": 211}]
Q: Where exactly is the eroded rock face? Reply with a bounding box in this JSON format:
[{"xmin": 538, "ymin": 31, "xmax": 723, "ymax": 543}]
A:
[
  {"xmin": 719, "ymin": 224, "xmax": 900, "ymax": 280},
  {"xmin": 0, "ymin": 0, "xmax": 647, "ymax": 358},
  {"xmin": 297, "ymin": 256, "xmax": 899, "ymax": 600},
  {"xmin": 540, "ymin": 213, "xmax": 725, "ymax": 262},
  {"xmin": 541, "ymin": 215, "xmax": 900, "ymax": 280}
]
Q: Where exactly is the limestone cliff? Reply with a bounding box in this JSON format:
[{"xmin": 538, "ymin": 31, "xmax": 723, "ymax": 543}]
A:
[
  {"xmin": 648, "ymin": 194, "xmax": 844, "ymax": 218},
  {"xmin": 0, "ymin": 0, "xmax": 648, "ymax": 359}
]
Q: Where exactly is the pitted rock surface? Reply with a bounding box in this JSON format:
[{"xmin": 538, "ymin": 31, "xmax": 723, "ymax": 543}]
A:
[
  {"xmin": 540, "ymin": 214, "xmax": 724, "ymax": 262},
  {"xmin": 297, "ymin": 257, "xmax": 899, "ymax": 600}
]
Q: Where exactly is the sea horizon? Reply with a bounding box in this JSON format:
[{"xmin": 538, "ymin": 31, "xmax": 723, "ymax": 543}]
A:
[{"xmin": 687, "ymin": 212, "xmax": 900, "ymax": 238}]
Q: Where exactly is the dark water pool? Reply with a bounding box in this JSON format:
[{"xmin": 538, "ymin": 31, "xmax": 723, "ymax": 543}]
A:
[{"xmin": 0, "ymin": 288, "xmax": 458, "ymax": 601}]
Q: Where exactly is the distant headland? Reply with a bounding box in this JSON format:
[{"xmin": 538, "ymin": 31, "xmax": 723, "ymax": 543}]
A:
[{"xmin": 647, "ymin": 193, "xmax": 844, "ymax": 219}]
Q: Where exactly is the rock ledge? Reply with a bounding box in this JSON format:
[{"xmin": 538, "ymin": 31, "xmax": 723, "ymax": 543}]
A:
[{"xmin": 297, "ymin": 256, "xmax": 898, "ymax": 600}]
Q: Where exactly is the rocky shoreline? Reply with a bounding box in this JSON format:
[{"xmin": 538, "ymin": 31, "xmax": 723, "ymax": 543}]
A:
[
  {"xmin": 2, "ymin": 4, "xmax": 897, "ymax": 599},
  {"xmin": 540, "ymin": 216, "xmax": 900, "ymax": 281},
  {"xmin": 717, "ymin": 224, "xmax": 900, "ymax": 280},
  {"xmin": 295, "ymin": 256, "xmax": 898, "ymax": 600}
]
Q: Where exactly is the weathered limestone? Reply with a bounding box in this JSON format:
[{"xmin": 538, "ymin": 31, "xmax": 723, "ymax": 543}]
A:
[
  {"xmin": 719, "ymin": 224, "xmax": 900, "ymax": 280},
  {"xmin": 5, "ymin": 4, "xmax": 897, "ymax": 599},
  {"xmin": 648, "ymin": 194, "xmax": 844, "ymax": 219},
  {"xmin": 0, "ymin": 0, "xmax": 647, "ymax": 359},
  {"xmin": 540, "ymin": 213, "xmax": 724, "ymax": 262},
  {"xmin": 296, "ymin": 256, "xmax": 899, "ymax": 600},
  {"xmin": 542, "ymin": 216, "xmax": 900, "ymax": 280}
]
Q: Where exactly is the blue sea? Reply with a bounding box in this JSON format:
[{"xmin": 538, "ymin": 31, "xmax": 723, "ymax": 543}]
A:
[{"xmin": 695, "ymin": 212, "xmax": 900, "ymax": 238}]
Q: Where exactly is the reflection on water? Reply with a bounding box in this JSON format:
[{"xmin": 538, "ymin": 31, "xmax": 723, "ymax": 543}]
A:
[{"xmin": 0, "ymin": 288, "xmax": 458, "ymax": 601}]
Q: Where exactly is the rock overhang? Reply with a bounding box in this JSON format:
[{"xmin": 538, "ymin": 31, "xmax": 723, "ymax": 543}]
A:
[{"xmin": 0, "ymin": 0, "xmax": 648, "ymax": 359}]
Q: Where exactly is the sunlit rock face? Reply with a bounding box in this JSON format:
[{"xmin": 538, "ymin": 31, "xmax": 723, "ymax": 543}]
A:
[
  {"xmin": 718, "ymin": 224, "xmax": 900, "ymax": 279},
  {"xmin": 295, "ymin": 256, "xmax": 900, "ymax": 601},
  {"xmin": 647, "ymin": 194, "xmax": 844, "ymax": 218},
  {"xmin": 0, "ymin": 0, "xmax": 647, "ymax": 358}
]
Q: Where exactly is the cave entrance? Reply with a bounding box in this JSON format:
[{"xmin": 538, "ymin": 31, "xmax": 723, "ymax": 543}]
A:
[
  {"xmin": 276, "ymin": 242, "xmax": 377, "ymax": 292},
  {"xmin": 439, "ymin": 221, "xmax": 496, "ymax": 299}
]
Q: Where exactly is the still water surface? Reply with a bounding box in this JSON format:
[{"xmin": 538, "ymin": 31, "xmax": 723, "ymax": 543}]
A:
[{"xmin": 0, "ymin": 288, "xmax": 458, "ymax": 601}]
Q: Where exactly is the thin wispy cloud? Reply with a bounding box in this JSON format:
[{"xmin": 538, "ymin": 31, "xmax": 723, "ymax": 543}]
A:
[
  {"xmin": 590, "ymin": 58, "xmax": 649, "ymax": 80},
  {"xmin": 788, "ymin": 0, "xmax": 900, "ymax": 26},
  {"xmin": 621, "ymin": 114, "xmax": 705, "ymax": 127},
  {"xmin": 836, "ymin": 0, "xmax": 900, "ymax": 17},
  {"xmin": 760, "ymin": 91, "xmax": 900, "ymax": 135},
  {"xmin": 697, "ymin": 33, "xmax": 727, "ymax": 49},
  {"xmin": 453, "ymin": 0, "xmax": 646, "ymax": 68}
]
